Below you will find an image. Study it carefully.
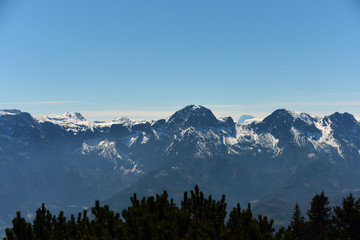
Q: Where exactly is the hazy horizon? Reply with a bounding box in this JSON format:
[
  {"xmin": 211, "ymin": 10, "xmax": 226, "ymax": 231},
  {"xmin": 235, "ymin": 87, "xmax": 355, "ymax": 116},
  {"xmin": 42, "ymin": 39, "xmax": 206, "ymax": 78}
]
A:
[
  {"xmin": 2, "ymin": 104, "xmax": 359, "ymax": 123},
  {"xmin": 1, "ymin": 0, "xmax": 360, "ymax": 120}
]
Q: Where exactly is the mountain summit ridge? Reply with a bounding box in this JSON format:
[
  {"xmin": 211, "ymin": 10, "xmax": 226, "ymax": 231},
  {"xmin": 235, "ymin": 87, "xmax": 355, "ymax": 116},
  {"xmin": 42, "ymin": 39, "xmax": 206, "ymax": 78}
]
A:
[{"xmin": 1, "ymin": 105, "xmax": 360, "ymax": 229}]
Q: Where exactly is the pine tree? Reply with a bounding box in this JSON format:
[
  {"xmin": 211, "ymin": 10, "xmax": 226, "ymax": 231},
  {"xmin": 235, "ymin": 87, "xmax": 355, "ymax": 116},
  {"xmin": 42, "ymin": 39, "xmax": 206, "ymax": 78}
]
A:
[
  {"xmin": 332, "ymin": 193, "xmax": 360, "ymax": 239},
  {"xmin": 7, "ymin": 185, "xmax": 348, "ymax": 239},
  {"xmin": 181, "ymin": 185, "xmax": 227, "ymax": 239},
  {"xmin": 5, "ymin": 211, "xmax": 33, "ymax": 240},
  {"xmin": 307, "ymin": 191, "xmax": 332, "ymax": 240},
  {"xmin": 288, "ymin": 203, "xmax": 305, "ymax": 240},
  {"xmin": 226, "ymin": 203, "xmax": 272, "ymax": 240},
  {"xmin": 51, "ymin": 211, "xmax": 66, "ymax": 239},
  {"xmin": 33, "ymin": 203, "xmax": 52, "ymax": 240},
  {"xmin": 257, "ymin": 214, "xmax": 275, "ymax": 239}
]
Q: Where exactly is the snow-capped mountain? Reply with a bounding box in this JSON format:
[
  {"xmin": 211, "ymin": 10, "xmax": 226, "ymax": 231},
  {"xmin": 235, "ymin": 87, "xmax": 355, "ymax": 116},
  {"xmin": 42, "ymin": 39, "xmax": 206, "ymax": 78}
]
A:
[
  {"xmin": 1, "ymin": 105, "xmax": 360, "ymax": 229},
  {"xmin": 35, "ymin": 112, "xmax": 89, "ymax": 133},
  {"xmin": 35, "ymin": 112, "xmax": 86, "ymax": 125}
]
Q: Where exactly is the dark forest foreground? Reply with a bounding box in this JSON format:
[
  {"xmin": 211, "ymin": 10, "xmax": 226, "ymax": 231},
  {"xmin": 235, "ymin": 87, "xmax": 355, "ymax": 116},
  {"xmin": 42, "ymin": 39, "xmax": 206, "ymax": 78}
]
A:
[{"xmin": 4, "ymin": 185, "xmax": 360, "ymax": 240}]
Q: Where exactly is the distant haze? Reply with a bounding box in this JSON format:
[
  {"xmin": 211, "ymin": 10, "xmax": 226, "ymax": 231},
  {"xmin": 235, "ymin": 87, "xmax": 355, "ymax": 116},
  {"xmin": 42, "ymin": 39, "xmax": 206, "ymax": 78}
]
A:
[{"xmin": 238, "ymin": 115, "xmax": 254, "ymax": 124}]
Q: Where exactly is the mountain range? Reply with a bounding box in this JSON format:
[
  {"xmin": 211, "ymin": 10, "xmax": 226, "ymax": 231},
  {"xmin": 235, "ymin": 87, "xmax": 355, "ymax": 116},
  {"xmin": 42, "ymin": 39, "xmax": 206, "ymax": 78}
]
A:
[{"xmin": 1, "ymin": 105, "xmax": 360, "ymax": 230}]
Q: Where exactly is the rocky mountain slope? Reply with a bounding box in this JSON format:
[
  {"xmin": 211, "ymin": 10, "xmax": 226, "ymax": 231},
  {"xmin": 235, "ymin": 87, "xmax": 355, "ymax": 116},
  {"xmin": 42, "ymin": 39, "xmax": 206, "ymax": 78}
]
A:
[{"xmin": 1, "ymin": 105, "xmax": 360, "ymax": 229}]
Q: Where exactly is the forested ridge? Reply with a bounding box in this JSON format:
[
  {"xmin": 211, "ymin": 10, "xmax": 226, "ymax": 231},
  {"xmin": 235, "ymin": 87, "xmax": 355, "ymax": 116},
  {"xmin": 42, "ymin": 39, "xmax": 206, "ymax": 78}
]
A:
[{"xmin": 4, "ymin": 186, "xmax": 360, "ymax": 240}]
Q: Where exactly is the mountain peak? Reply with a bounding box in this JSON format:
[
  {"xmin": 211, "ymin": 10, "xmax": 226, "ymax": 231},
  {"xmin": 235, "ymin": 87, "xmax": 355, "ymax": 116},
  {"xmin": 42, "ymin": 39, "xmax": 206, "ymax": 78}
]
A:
[
  {"xmin": 113, "ymin": 116, "xmax": 130, "ymax": 122},
  {"xmin": 328, "ymin": 112, "xmax": 356, "ymax": 122},
  {"xmin": 167, "ymin": 105, "xmax": 218, "ymax": 128},
  {"xmin": 61, "ymin": 112, "xmax": 86, "ymax": 122},
  {"xmin": 264, "ymin": 109, "xmax": 314, "ymax": 124},
  {"xmin": 178, "ymin": 105, "xmax": 206, "ymax": 113},
  {"xmin": 269, "ymin": 108, "xmax": 293, "ymax": 117},
  {"xmin": 325, "ymin": 112, "xmax": 358, "ymax": 130},
  {"xmin": 35, "ymin": 112, "xmax": 88, "ymax": 131},
  {"xmin": 261, "ymin": 109, "xmax": 294, "ymax": 126},
  {"xmin": 0, "ymin": 109, "xmax": 22, "ymax": 116},
  {"xmin": 255, "ymin": 109, "xmax": 318, "ymax": 139}
]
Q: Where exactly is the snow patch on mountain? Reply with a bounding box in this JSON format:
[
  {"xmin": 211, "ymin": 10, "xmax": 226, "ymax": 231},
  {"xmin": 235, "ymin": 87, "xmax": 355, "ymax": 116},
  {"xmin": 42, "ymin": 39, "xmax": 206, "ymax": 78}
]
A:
[
  {"xmin": 36, "ymin": 112, "xmax": 87, "ymax": 123},
  {"xmin": 112, "ymin": 117, "xmax": 132, "ymax": 126},
  {"xmin": 129, "ymin": 136, "xmax": 139, "ymax": 147},
  {"xmin": 141, "ymin": 135, "xmax": 149, "ymax": 144},
  {"xmin": 82, "ymin": 139, "xmax": 121, "ymax": 160},
  {"xmin": 314, "ymin": 119, "xmax": 344, "ymax": 157},
  {"xmin": 0, "ymin": 109, "xmax": 22, "ymax": 116},
  {"xmin": 152, "ymin": 129, "xmax": 161, "ymax": 140},
  {"xmin": 111, "ymin": 117, "xmax": 153, "ymax": 127},
  {"xmin": 235, "ymin": 125, "xmax": 280, "ymax": 154},
  {"xmin": 291, "ymin": 111, "xmax": 315, "ymax": 125},
  {"xmin": 191, "ymin": 105, "xmax": 201, "ymax": 110},
  {"xmin": 243, "ymin": 118, "xmax": 263, "ymax": 124},
  {"xmin": 290, "ymin": 127, "xmax": 308, "ymax": 147},
  {"xmin": 81, "ymin": 138, "xmax": 141, "ymax": 174},
  {"xmin": 192, "ymin": 130, "xmax": 220, "ymax": 158},
  {"xmin": 35, "ymin": 112, "xmax": 90, "ymax": 132},
  {"xmin": 224, "ymin": 136, "xmax": 238, "ymax": 146}
]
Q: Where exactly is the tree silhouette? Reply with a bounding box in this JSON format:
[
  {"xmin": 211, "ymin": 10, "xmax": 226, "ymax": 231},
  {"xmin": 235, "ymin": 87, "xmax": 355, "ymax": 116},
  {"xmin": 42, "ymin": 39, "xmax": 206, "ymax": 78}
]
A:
[
  {"xmin": 6, "ymin": 186, "xmax": 360, "ymax": 240},
  {"xmin": 288, "ymin": 203, "xmax": 305, "ymax": 240},
  {"xmin": 306, "ymin": 191, "xmax": 332, "ymax": 240},
  {"xmin": 332, "ymin": 193, "xmax": 360, "ymax": 239}
]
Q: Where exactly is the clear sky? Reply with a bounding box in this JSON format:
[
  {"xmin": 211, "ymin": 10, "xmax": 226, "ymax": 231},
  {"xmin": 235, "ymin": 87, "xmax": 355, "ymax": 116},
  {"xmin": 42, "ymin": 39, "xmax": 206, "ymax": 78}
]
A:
[{"xmin": 1, "ymin": 0, "xmax": 360, "ymax": 121}]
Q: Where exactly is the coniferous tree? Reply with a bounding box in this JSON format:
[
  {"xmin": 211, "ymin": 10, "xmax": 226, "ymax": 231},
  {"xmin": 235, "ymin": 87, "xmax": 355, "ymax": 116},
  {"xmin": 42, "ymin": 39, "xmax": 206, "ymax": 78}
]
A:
[
  {"xmin": 122, "ymin": 190, "xmax": 186, "ymax": 240},
  {"xmin": 306, "ymin": 191, "xmax": 332, "ymax": 240},
  {"xmin": 226, "ymin": 203, "xmax": 244, "ymax": 238},
  {"xmin": 32, "ymin": 203, "xmax": 52, "ymax": 240},
  {"xmin": 181, "ymin": 185, "xmax": 227, "ymax": 239},
  {"xmin": 274, "ymin": 226, "xmax": 286, "ymax": 240},
  {"xmin": 226, "ymin": 202, "xmax": 274, "ymax": 240},
  {"xmin": 51, "ymin": 211, "xmax": 66, "ymax": 239},
  {"xmin": 5, "ymin": 212, "xmax": 32, "ymax": 240},
  {"xmin": 91, "ymin": 201, "xmax": 122, "ymax": 239},
  {"xmin": 257, "ymin": 214, "xmax": 275, "ymax": 239},
  {"xmin": 10, "ymin": 186, "xmax": 360, "ymax": 240},
  {"xmin": 332, "ymin": 193, "xmax": 360, "ymax": 240},
  {"xmin": 288, "ymin": 203, "xmax": 305, "ymax": 240}
]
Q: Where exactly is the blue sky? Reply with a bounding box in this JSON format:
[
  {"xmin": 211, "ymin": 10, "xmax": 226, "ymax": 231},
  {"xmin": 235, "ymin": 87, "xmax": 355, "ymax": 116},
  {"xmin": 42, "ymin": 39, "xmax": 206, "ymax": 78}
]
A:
[{"xmin": 1, "ymin": 0, "xmax": 360, "ymax": 121}]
